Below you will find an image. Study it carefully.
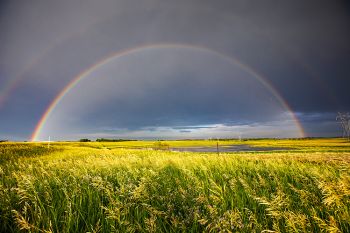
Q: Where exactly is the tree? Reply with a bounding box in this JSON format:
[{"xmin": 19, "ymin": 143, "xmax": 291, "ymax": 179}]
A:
[
  {"xmin": 79, "ymin": 138, "xmax": 91, "ymax": 142},
  {"xmin": 336, "ymin": 112, "xmax": 350, "ymax": 140}
]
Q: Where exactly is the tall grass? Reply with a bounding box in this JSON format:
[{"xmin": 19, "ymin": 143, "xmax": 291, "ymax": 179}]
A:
[{"xmin": 0, "ymin": 140, "xmax": 349, "ymax": 232}]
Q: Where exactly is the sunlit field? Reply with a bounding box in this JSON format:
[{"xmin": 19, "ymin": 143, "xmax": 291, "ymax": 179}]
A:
[{"xmin": 1, "ymin": 139, "xmax": 349, "ymax": 232}]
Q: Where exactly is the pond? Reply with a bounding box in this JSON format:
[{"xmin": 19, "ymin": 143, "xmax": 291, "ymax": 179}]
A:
[{"xmin": 170, "ymin": 144, "xmax": 292, "ymax": 152}]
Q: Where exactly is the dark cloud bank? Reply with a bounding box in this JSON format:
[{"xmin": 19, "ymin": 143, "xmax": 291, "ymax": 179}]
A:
[{"xmin": 0, "ymin": 0, "xmax": 350, "ymax": 140}]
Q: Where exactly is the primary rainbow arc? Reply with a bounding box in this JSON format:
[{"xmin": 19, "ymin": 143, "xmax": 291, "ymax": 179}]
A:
[{"xmin": 31, "ymin": 43, "xmax": 305, "ymax": 141}]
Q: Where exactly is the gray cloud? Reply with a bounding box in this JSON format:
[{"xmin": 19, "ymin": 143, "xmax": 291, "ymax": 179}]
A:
[
  {"xmin": 35, "ymin": 47, "xmax": 298, "ymax": 140},
  {"xmin": 0, "ymin": 0, "xmax": 349, "ymax": 140}
]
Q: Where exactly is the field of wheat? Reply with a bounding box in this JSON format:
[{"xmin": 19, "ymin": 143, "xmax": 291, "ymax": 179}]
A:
[{"xmin": 1, "ymin": 139, "xmax": 349, "ymax": 232}]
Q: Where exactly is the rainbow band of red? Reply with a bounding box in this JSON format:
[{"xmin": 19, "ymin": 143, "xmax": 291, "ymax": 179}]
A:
[{"xmin": 30, "ymin": 43, "xmax": 305, "ymax": 141}]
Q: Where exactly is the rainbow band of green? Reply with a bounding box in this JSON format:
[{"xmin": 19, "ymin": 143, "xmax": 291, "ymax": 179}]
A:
[{"xmin": 31, "ymin": 43, "xmax": 305, "ymax": 141}]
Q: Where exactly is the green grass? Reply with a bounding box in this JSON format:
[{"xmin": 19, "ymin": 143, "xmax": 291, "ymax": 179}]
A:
[{"xmin": 0, "ymin": 139, "xmax": 349, "ymax": 232}]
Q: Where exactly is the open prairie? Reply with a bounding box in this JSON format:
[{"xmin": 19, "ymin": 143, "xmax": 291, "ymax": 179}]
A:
[
  {"xmin": 1, "ymin": 138, "xmax": 349, "ymax": 232},
  {"xmin": 2, "ymin": 0, "xmax": 350, "ymax": 232}
]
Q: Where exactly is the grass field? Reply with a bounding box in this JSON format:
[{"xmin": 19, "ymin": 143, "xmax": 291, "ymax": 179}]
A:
[{"xmin": 1, "ymin": 139, "xmax": 349, "ymax": 232}]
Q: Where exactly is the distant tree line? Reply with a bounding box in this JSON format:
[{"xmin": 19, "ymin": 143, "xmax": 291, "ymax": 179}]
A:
[
  {"xmin": 78, "ymin": 138, "xmax": 139, "ymax": 142},
  {"xmin": 95, "ymin": 138, "xmax": 138, "ymax": 142}
]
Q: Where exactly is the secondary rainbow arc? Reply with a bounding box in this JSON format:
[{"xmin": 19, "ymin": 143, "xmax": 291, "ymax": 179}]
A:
[{"xmin": 31, "ymin": 43, "xmax": 305, "ymax": 141}]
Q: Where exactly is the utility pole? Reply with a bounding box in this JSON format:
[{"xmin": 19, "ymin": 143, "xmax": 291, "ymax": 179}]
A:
[
  {"xmin": 336, "ymin": 112, "xmax": 350, "ymax": 141},
  {"xmin": 216, "ymin": 138, "xmax": 219, "ymax": 155},
  {"xmin": 48, "ymin": 136, "xmax": 51, "ymax": 149}
]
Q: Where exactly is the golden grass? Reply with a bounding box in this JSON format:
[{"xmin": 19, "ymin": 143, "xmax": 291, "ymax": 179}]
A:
[{"xmin": 0, "ymin": 138, "xmax": 349, "ymax": 232}]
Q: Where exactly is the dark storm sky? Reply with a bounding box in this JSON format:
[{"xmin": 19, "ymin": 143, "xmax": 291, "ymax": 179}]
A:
[{"xmin": 0, "ymin": 0, "xmax": 349, "ymax": 140}]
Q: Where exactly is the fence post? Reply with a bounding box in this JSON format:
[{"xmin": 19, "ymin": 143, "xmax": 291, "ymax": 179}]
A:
[{"xmin": 217, "ymin": 141, "xmax": 219, "ymax": 155}]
